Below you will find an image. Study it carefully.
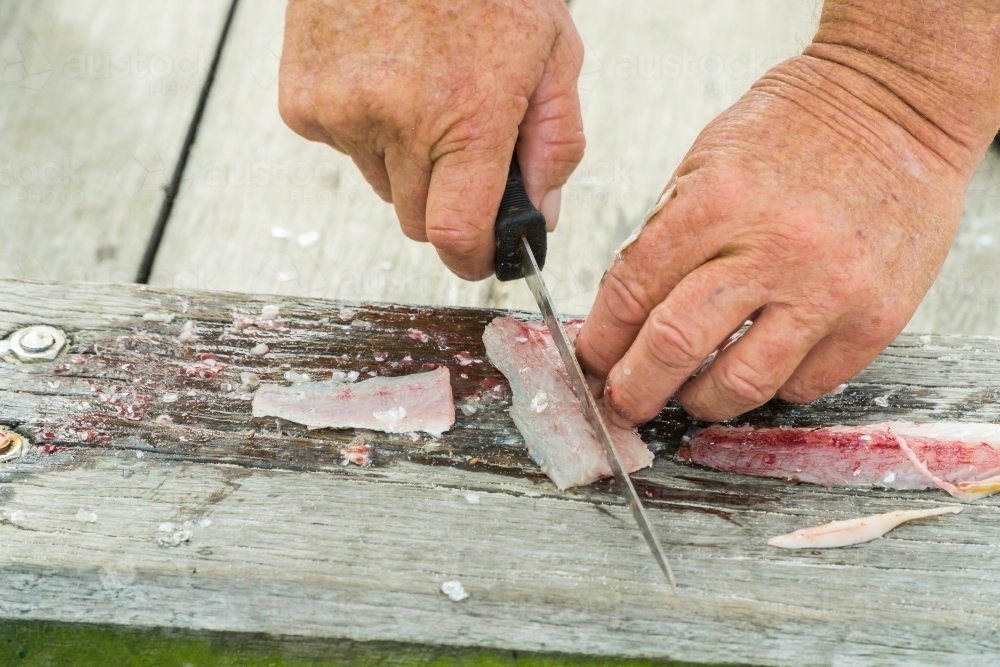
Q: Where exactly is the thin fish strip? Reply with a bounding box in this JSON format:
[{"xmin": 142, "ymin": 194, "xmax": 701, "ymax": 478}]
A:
[
  {"xmin": 768, "ymin": 506, "xmax": 963, "ymax": 549},
  {"xmin": 252, "ymin": 367, "xmax": 455, "ymax": 435}
]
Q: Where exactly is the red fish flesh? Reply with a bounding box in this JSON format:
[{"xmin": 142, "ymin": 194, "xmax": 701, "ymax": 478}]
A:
[
  {"xmin": 483, "ymin": 317, "xmax": 654, "ymax": 490},
  {"xmin": 252, "ymin": 367, "xmax": 455, "ymax": 436},
  {"xmin": 681, "ymin": 421, "xmax": 1000, "ymax": 501}
]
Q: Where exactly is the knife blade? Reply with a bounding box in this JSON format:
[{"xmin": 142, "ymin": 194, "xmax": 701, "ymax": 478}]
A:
[{"xmin": 494, "ymin": 156, "xmax": 677, "ymax": 591}]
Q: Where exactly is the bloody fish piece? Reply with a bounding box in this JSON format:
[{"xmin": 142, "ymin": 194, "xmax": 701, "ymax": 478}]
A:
[
  {"xmin": 483, "ymin": 316, "xmax": 653, "ymax": 490},
  {"xmin": 767, "ymin": 506, "xmax": 963, "ymax": 549},
  {"xmin": 252, "ymin": 367, "xmax": 455, "ymax": 436},
  {"xmin": 682, "ymin": 421, "xmax": 1000, "ymax": 501}
]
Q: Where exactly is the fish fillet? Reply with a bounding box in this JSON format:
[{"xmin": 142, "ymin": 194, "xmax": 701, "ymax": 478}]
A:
[
  {"xmin": 768, "ymin": 506, "xmax": 963, "ymax": 549},
  {"xmin": 483, "ymin": 317, "xmax": 654, "ymax": 490},
  {"xmin": 681, "ymin": 421, "xmax": 1000, "ymax": 501},
  {"xmin": 252, "ymin": 367, "xmax": 455, "ymax": 436}
]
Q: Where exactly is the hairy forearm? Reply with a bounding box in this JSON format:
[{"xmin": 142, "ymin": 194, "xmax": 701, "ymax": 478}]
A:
[{"xmin": 806, "ymin": 0, "xmax": 1000, "ymax": 173}]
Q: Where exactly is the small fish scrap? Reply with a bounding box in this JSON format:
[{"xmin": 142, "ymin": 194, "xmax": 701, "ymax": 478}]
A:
[
  {"xmin": 177, "ymin": 320, "xmax": 198, "ymax": 343},
  {"xmin": 252, "ymin": 367, "xmax": 455, "ymax": 436},
  {"xmin": 768, "ymin": 506, "xmax": 963, "ymax": 549},
  {"xmin": 341, "ymin": 436, "xmax": 373, "ymax": 466},
  {"xmin": 483, "ymin": 317, "xmax": 653, "ymax": 490},
  {"xmin": 682, "ymin": 421, "xmax": 1000, "ymax": 501}
]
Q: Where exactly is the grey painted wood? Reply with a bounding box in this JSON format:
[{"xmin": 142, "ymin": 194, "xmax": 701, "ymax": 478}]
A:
[
  {"xmin": 0, "ymin": 0, "xmax": 232, "ymax": 283},
  {"xmin": 1, "ymin": 279, "xmax": 999, "ymax": 665}
]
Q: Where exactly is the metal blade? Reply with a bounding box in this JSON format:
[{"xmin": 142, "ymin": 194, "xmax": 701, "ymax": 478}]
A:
[{"xmin": 519, "ymin": 237, "xmax": 677, "ymax": 591}]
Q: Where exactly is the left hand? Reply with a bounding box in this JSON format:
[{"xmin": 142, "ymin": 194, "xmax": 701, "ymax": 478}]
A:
[{"xmin": 575, "ymin": 52, "xmax": 985, "ymax": 424}]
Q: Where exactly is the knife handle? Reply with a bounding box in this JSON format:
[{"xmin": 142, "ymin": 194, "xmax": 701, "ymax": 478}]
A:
[{"xmin": 494, "ymin": 154, "xmax": 547, "ymax": 281}]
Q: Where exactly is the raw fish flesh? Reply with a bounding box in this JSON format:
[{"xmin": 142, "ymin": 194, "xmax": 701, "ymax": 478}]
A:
[
  {"xmin": 767, "ymin": 506, "xmax": 963, "ymax": 549},
  {"xmin": 252, "ymin": 367, "xmax": 455, "ymax": 436},
  {"xmin": 681, "ymin": 421, "xmax": 1000, "ymax": 501},
  {"xmin": 483, "ymin": 317, "xmax": 654, "ymax": 490}
]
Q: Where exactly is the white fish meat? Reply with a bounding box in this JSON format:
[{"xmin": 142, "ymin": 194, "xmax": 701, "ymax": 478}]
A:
[
  {"xmin": 252, "ymin": 367, "xmax": 455, "ymax": 436},
  {"xmin": 768, "ymin": 506, "xmax": 963, "ymax": 549},
  {"xmin": 682, "ymin": 421, "xmax": 1000, "ymax": 501},
  {"xmin": 483, "ymin": 317, "xmax": 654, "ymax": 490}
]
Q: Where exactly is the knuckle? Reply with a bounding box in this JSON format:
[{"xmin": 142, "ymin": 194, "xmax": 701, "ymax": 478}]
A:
[
  {"xmin": 777, "ymin": 381, "xmax": 824, "ymax": 405},
  {"xmin": 600, "ymin": 272, "xmax": 656, "ymax": 329},
  {"xmin": 715, "ymin": 359, "xmax": 776, "ymax": 407},
  {"xmin": 277, "ymin": 87, "xmax": 313, "ymax": 139},
  {"xmin": 645, "ymin": 310, "xmax": 703, "ymax": 371},
  {"xmin": 425, "ymin": 221, "xmax": 485, "ymax": 256}
]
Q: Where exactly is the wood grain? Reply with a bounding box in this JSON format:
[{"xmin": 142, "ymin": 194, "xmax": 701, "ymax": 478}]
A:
[
  {"xmin": 1, "ymin": 279, "xmax": 999, "ymax": 665},
  {"xmin": 0, "ymin": 0, "xmax": 232, "ymax": 283}
]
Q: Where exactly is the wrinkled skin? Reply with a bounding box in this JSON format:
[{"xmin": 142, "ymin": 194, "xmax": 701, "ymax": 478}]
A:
[
  {"xmin": 576, "ymin": 52, "xmax": 975, "ymax": 424},
  {"xmin": 280, "ymin": 0, "xmax": 1000, "ymax": 424},
  {"xmin": 278, "ymin": 0, "xmax": 585, "ymax": 280}
]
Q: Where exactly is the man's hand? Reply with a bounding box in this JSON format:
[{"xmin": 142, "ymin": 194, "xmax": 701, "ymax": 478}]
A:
[
  {"xmin": 278, "ymin": 0, "xmax": 585, "ymax": 280},
  {"xmin": 577, "ymin": 0, "xmax": 1000, "ymax": 424}
]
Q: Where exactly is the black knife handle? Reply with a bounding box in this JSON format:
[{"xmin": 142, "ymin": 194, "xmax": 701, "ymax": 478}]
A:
[{"xmin": 494, "ymin": 155, "xmax": 547, "ymax": 281}]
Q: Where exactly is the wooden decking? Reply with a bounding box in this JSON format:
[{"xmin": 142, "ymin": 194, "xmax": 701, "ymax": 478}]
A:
[
  {"xmin": 2, "ymin": 280, "xmax": 1000, "ymax": 665},
  {"xmin": 3, "ymin": 0, "xmax": 997, "ymax": 328}
]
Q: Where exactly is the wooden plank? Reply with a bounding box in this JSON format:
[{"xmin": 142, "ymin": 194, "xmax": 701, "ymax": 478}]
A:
[
  {"xmin": 1, "ymin": 280, "xmax": 1000, "ymax": 665},
  {"xmin": 0, "ymin": 0, "xmax": 232, "ymax": 283}
]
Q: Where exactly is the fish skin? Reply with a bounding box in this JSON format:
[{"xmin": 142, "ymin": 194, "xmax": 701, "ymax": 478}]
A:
[
  {"xmin": 767, "ymin": 506, "xmax": 963, "ymax": 549},
  {"xmin": 251, "ymin": 367, "xmax": 455, "ymax": 436},
  {"xmin": 682, "ymin": 422, "xmax": 1000, "ymax": 494},
  {"xmin": 483, "ymin": 317, "xmax": 654, "ymax": 490}
]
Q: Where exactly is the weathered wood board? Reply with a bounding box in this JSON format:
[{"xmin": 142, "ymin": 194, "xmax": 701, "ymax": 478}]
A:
[
  {"xmin": 1, "ymin": 280, "xmax": 1000, "ymax": 666},
  {"xmin": 0, "ymin": 0, "xmax": 233, "ymax": 283}
]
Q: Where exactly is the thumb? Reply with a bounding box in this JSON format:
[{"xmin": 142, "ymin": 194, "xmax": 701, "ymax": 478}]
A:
[
  {"xmin": 425, "ymin": 136, "xmax": 516, "ymax": 281},
  {"xmin": 516, "ymin": 24, "xmax": 586, "ymax": 231}
]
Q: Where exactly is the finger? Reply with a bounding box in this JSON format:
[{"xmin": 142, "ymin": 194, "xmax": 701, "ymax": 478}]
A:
[
  {"xmin": 384, "ymin": 144, "xmax": 432, "ymax": 242},
  {"xmin": 516, "ymin": 23, "xmax": 586, "ymax": 231},
  {"xmin": 425, "ymin": 137, "xmax": 516, "ymax": 280},
  {"xmin": 676, "ymin": 305, "xmax": 830, "ymax": 421},
  {"xmin": 777, "ymin": 326, "xmax": 892, "ymax": 404},
  {"xmin": 603, "ymin": 258, "xmax": 768, "ymax": 424},
  {"xmin": 348, "ymin": 150, "xmax": 393, "ymax": 203},
  {"xmin": 576, "ymin": 181, "xmax": 718, "ymax": 378}
]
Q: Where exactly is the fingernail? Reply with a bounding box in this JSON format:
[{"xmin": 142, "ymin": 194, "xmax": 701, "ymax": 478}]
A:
[{"xmin": 540, "ymin": 188, "xmax": 562, "ymax": 232}]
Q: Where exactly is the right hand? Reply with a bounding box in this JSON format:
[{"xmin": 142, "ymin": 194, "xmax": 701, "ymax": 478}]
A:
[{"xmin": 278, "ymin": 0, "xmax": 586, "ymax": 280}]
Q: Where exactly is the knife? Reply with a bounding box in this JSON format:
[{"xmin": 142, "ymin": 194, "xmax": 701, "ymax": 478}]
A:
[{"xmin": 494, "ymin": 155, "xmax": 677, "ymax": 591}]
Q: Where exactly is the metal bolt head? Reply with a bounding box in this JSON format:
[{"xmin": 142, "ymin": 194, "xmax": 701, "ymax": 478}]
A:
[
  {"xmin": 7, "ymin": 325, "xmax": 68, "ymax": 362},
  {"xmin": 20, "ymin": 328, "xmax": 55, "ymax": 352},
  {"xmin": 0, "ymin": 430, "xmax": 27, "ymax": 463}
]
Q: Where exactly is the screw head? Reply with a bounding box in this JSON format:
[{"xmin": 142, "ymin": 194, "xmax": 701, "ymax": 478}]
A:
[
  {"xmin": 6, "ymin": 325, "xmax": 68, "ymax": 363},
  {"xmin": 0, "ymin": 430, "xmax": 27, "ymax": 463},
  {"xmin": 19, "ymin": 329, "xmax": 55, "ymax": 353}
]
